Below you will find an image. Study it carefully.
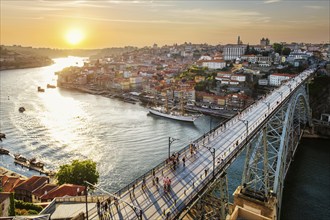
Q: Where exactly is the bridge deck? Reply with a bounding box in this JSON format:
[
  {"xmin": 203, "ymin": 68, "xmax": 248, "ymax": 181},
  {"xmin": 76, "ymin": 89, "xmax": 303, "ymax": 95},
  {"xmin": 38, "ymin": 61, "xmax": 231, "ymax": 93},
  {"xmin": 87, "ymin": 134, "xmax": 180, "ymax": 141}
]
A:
[{"xmin": 91, "ymin": 68, "xmax": 314, "ymax": 219}]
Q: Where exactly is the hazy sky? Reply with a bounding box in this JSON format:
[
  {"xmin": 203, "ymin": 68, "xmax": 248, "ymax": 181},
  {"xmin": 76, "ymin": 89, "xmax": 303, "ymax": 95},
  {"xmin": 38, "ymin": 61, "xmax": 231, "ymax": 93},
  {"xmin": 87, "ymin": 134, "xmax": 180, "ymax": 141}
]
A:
[{"xmin": 1, "ymin": 0, "xmax": 329, "ymax": 49}]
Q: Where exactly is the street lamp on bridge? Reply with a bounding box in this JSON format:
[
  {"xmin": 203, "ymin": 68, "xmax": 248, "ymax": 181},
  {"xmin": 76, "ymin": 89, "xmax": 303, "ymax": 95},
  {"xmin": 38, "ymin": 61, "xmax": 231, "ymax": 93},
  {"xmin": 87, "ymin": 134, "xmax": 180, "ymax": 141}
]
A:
[
  {"xmin": 204, "ymin": 145, "xmax": 216, "ymax": 178},
  {"xmin": 238, "ymin": 119, "xmax": 249, "ymax": 144},
  {"xmin": 261, "ymin": 101, "xmax": 271, "ymax": 113},
  {"xmin": 168, "ymin": 137, "xmax": 179, "ymax": 159},
  {"xmin": 276, "ymin": 91, "xmax": 283, "ymax": 101}
]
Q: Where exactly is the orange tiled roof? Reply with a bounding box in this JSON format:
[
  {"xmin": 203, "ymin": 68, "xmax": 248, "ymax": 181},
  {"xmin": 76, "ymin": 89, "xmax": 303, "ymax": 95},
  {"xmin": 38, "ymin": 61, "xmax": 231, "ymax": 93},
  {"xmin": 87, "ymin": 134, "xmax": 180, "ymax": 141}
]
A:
[
  {"xmin": 40, "ymin": 184, "xmax": 85, "ymax": 200},
  {"xmin": 1, "ymin": 176, "xmax": 25, "ymax": 192},
  {"xmin": 32, "ymin": 184, "xmax": 58, "ymax": 197},
  {"xmin": 14, "ymin": 176, "xmax": 49, "ymax": 192}
]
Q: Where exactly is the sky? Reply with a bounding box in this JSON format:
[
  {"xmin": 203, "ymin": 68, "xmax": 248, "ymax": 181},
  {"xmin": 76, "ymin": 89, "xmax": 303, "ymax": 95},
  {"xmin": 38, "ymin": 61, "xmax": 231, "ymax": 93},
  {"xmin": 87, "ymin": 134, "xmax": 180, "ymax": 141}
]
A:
[{"xmin": 1, "ymin": 0, "xmax": 329, "ymax": 49}]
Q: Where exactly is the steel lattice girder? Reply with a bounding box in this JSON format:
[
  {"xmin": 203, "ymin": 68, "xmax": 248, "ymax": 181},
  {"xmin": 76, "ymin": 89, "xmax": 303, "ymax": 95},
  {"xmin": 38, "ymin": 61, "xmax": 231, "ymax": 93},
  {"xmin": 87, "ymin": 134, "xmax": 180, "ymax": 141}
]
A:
[{"xmin": 241, "ymin": 84, "xmax": 311, "ymax": 202}]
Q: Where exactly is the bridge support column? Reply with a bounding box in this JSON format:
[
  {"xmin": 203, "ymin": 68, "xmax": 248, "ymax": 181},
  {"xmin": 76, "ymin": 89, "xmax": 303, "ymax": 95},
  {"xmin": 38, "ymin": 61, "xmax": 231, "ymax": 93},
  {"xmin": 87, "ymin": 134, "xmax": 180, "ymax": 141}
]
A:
[{"xmin": 182, "ymin": 173, "xmax": 229, "ymax": 220}]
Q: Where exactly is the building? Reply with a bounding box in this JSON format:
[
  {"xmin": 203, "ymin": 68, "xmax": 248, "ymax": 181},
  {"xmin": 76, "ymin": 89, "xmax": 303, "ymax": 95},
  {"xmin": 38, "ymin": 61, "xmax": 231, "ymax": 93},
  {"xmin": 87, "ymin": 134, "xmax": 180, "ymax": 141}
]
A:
[
  {"xmin": 40, "ymin": 184, "xmax": 85, "ymax": 202},
  {"xmin": 223, "ymin": 45, "xmax": 247, "ymax": 61},
  {"xmin": 260, "ymin": 38, "xmax": 270, "ymax": 46},
  {"xmin": 0, "ymin": 192, "xmax": 11, "ymax": 217},
  {"xmin": 1, "ymin": 175, "xmax": 25, "ymax": 192},
  {"xmin": 32, "ymin": 184, "xmax": 58, "ymax": 203},
  {"xmin": 200, "ymin": 59, "xmax": 226, "ymax": 69},
  {"xmin": 14, "ymin": 176, "xmax": 49, "ymax": 202},
  {"xmin": 215, "ymin": 72, "xmax": 246, "ymax": 85},
  {"xmin": 268, "ymin": 73, "xmax": 294, "ymax": 86}
]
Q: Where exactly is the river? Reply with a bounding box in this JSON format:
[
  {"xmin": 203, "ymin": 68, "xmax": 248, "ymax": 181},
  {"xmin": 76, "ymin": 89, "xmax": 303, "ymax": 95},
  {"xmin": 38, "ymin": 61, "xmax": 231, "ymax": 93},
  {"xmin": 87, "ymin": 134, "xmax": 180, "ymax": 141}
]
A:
[{"xmin": 0, "ymin": 57, "xmax": 329, "ymax": 219}]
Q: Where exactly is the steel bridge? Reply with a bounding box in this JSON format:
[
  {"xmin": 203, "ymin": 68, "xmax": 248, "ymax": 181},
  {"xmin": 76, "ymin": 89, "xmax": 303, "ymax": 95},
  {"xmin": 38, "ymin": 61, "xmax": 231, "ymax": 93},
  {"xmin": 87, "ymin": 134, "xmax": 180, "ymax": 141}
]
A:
[{"xmin": 86, "ymin": 67, "xmax": 316, "ymax": 220}]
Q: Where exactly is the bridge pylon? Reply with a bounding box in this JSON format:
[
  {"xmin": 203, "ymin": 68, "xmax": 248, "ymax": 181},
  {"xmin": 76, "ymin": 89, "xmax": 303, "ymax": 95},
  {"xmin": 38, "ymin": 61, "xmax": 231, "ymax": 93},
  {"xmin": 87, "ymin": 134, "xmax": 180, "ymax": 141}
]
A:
[
  {"xmin": 180, "ymin": 173, "xmax": 230, "ymax": 220},
  {"xmin": 228, "ymin": 83, "xmax": 312, "ymax": 220}
]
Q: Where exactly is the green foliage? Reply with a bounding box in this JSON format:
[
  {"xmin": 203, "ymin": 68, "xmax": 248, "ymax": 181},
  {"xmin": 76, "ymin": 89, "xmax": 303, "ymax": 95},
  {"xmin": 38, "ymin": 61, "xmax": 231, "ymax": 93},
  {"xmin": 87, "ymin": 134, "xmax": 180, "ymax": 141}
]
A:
[
  {"xmin": 56, "ymin": 159, "xmax": 99, "ymax": 187},
  {"xmin": 15, "ymin": 200, "xmax": 43, "ymax": 213},
  {"xmin": 309, "ymin": 75, "xmax": 330, "ymax": 96},
  {"xmin": 194, "ymin": 81, "xmax": 207, "ymax": 91},
  {"xmin": 9, "ymin": 193, "xmax": 15, "ymax": 216},
  {"xmin": 273, "ymin": 43, "xmax": 283, "ymax": 54},
  {"xmin": 28, "ymin": 210, "xmax": 39, "ymax": 215},
  {"xmin": 282, "ymin": 47, "xmax": 291, "ymax": 56}
]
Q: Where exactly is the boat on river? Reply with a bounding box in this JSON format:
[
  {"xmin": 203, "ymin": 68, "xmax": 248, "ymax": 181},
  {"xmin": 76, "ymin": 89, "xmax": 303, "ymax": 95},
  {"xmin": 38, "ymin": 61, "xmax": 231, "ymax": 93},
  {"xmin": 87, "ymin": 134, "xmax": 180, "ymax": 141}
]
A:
[
  {"xmin": 29, "ymin": 158, "xmax": 44, "ymax": 169},
  {"xmin": 14, "ymin": 154, "xmax": 28, "ymax": 163},
  {"xmin": 47, "ymin": 84, "xmax": 56, "ymax": 89},
  {"xmin": 148, "ymin": 92, "xmax": 200, "ymax": 122},
  {"xmin": 37, "ymin": 86, "xmax": 45, "ymax": 92},
  {"xmin": 149, "ymin": 108, "xmax": 198, "ymax": 122},
  {"xmin": 0, "ymin": 148, "xmax": 9, "ymax": 155},
  {"xmin": 19, "ymin": 107, "xmax": 25, "ymax": 113}
]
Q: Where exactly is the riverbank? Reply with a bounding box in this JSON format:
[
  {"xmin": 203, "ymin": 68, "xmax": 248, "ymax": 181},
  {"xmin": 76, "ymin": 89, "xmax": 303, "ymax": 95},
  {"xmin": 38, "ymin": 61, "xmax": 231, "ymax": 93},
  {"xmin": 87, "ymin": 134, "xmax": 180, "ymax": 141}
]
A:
[
  {"xmin": 0, "ymin": 60, "xmax": 54, "ymax": 71},
  {"xmin": 0, "ymin": 166, "xmax": 27, "ymax": 179}
]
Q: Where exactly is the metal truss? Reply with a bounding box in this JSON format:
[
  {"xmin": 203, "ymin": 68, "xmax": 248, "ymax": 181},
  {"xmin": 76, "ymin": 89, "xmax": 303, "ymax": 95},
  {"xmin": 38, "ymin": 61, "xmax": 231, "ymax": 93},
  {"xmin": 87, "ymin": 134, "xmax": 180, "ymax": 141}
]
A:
[
  {"xmin": 180, "ymin": 173, "xmax": 229, "ymax": 220},
  {"xmin": 241, "ymin": 84, "xmax": 312, "ymax": 216}
]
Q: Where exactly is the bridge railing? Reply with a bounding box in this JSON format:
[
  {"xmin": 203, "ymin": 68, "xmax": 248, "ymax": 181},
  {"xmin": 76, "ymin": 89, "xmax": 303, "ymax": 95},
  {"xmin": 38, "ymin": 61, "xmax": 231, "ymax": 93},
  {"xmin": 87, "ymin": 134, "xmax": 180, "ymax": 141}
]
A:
[{"xmin": 115, "ymin": 117, "xmax": 232, "ymax": 197}]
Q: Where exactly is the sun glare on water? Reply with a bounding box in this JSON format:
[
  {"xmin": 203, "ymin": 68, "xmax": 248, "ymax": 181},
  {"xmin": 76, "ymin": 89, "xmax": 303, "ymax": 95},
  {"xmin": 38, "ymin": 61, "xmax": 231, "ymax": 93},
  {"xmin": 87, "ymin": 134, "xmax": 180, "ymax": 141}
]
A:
[{"xmin": 65, "ymin": 29, "xmax": 84, "ymax": 45}]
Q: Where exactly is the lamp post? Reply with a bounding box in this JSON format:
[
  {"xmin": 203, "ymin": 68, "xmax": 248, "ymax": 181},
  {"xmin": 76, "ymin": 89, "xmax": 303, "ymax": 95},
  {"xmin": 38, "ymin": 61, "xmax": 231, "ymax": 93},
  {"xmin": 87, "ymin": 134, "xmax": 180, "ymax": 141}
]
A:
[
  {"xmin": 276, "ymin": 91, "xmax": 283, "ymax": 101},
  {"xmin": 262, "ymin": 101, "xmax": 270, "ymax": 112},
  {"xmin": 85, "ymin": 186, "xmax": 88, "ymax": 220},
  {"xmin": 209, "ymin": 147, "xmax": 216, "ymax": 178},
  {"xmin": 209, "ymin": 116, "xmax": 212, "ymax": 132},
  {"xmin": 168, "ymin": 137, "xmax": 179, "ymax": 159},
  {"xmin": 238, "ymin": 119, "xmax": 249, "ymax": 144}
]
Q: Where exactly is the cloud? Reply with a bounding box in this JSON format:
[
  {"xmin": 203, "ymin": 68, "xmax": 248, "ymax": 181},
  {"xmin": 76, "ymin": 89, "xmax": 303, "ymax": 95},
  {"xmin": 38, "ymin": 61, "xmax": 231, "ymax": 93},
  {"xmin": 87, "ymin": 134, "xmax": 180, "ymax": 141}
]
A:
[
  {"xmin": 51, "ymin": 14, "xmax": 200, "ymax": 25},
  {"xmin": 264, "ymin": 0, "xmax": 281, "ymax": 4},
  {"xmin": 303, "ymin": 5, "xmax": 323, "ymax": 10}
]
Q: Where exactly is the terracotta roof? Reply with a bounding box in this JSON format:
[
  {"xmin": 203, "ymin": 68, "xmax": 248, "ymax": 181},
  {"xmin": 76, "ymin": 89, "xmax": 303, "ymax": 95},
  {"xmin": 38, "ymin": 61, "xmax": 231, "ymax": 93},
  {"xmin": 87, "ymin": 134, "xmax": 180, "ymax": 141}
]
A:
[
  {"xmin": 40, "ymin": 184, "xmax": 85, "ymax": 200},
  {"xmin": 32, "ymin": 184, "xmax": 58, "ymax": 197},
  {"xmin": 14, "ymin": 176, "xmax": 49, "ymax": 192},
  {"xmin": 1, "ymin": 175, "xmax": 25, "ymax": 192}
]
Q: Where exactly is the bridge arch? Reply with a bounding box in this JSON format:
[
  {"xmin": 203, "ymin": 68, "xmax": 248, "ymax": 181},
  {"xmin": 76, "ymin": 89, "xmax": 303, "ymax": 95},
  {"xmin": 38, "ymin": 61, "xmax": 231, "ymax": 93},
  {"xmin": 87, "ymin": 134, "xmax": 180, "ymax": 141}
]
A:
[{"xmin": 241, "ymin": 84, "xmax": 312, "ymax": 205}]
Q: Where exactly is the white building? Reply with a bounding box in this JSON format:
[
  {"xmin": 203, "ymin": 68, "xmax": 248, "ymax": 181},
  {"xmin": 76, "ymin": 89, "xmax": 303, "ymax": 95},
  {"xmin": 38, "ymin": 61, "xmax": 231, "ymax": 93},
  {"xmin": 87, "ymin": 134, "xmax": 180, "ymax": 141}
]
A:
[
  {"xmin": 201, "ymin": 59, "xmax": 226, "ymax": 69},
  {"xmin": 223, "ymin": 44, "xmax": 247, "ymax": 60},
  {"xmin": 268, "ymin": 73, "xmax": 294, "ymax": 86}
]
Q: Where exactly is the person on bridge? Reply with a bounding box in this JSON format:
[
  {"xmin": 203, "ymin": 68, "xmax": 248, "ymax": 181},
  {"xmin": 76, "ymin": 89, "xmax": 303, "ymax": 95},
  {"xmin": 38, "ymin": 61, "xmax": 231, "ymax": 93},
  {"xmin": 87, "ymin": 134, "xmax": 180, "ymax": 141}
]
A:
[
  {"xmin": 97, "ymin": 199, "xmax": 101, "ymax": 217},
  {"xmin": 182, "ymin": 156, "xmax": 186, "ymax": 166}
]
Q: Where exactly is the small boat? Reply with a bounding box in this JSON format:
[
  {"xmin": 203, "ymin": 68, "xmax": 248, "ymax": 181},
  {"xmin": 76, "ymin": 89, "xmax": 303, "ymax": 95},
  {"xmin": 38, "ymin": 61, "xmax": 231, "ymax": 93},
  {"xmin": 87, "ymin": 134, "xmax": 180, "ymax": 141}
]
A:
[
  {"xmin": 47, "ymin": 84, "xmax": 56, "ymax": 89},
  {"xmin": 38, "ymin": 86, "xmax": 45, "ymax": 92},
  {"xmin": 14, "ymin": 154, "xmax": 28, "ymax": 163},
  {"xmin": 29, "ymin": 158, "xmax": 44, "ymax": 169},
  {"xmin": 0, "ymin": 133, "xmax": 6, "ymax": 141},
  {"xmin": 0, "ymin": 148, "xmax": 9, "ymax": 155},
  {"xmin": 19, "ymin": 107, "xmax": 25, "ymax": 113}
]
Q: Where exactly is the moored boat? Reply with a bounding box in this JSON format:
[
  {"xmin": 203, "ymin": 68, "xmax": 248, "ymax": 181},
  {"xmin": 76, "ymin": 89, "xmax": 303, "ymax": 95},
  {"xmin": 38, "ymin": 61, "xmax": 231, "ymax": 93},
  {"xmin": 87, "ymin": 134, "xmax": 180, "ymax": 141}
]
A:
[
  {"xmin": 0, "ymin": 148, "xmax": 9, "ymax": 155},
  {"xmin": 149, "ymin": 108, "xmax": 198, "ymax": 122},
  {"xmin": 19, "ymin": 107, "xmax": 26, "ymax": 113},
  {"xmin": 37, "ymin": 86, "xmax": 45, "ymax": 92},
  {"xmin": 14, "ymin": 154, "xmax": 28, "ymax": 163},
  {"xmin": 47, "ymin": 84, "xmax": 56, "ymax": 89},
  {"xmin": 29, "ymin": 158, "xmax": 44, "ymax": 169}
]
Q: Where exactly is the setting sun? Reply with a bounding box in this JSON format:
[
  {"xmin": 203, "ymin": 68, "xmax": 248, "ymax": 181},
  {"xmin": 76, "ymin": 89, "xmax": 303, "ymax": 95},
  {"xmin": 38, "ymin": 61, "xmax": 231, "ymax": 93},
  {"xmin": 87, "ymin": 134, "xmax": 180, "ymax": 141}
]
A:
[{"xmin": 65, "ymin": 29, "xmax": 84, "ymax": 45}]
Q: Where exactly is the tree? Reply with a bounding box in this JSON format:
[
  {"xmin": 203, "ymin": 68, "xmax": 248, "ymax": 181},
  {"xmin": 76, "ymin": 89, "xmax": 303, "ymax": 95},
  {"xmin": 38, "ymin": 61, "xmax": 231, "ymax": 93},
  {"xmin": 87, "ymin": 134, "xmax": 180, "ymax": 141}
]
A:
[
  {"xmin": 56, "ymin": 160, "xmax": 99, "ymax": 187},
  {"xmin": 282, "ymin": 47, "xmax": 291, "ymax": 56},
  {"xmin": 273, "ymin": 43, "xmax": 283, "ymax": 54},
  {"xmin": 9, "ymin": 193, "xmax": 15, "ymax": 216}
]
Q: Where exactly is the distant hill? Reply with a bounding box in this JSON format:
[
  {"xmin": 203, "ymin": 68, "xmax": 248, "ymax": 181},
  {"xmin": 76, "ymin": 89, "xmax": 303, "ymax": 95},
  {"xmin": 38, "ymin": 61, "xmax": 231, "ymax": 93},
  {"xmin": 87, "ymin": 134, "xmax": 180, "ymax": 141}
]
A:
[{"xmin": 1, "ymin": 45, "xmax": 100, "ymax": 58}]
